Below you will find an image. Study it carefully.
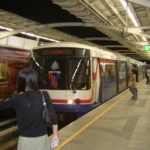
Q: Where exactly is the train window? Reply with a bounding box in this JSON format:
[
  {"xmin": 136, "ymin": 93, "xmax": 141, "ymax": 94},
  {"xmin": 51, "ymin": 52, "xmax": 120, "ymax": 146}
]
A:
[
  {"xmin": 32, "ymin": 48, "xmax": 91, "ymax": 90},
  {"xmin": 68, "ymin": 57, "xmax": 91, "ymax": 90},
  {"xmin": 100, "ymin": 61, "xmax": 116, "ymax": 81},
  {"xmin": 0, "ymin": 47, "xmax": 30, "ymax": 99},
  {"xmin": 105, "ymin": 64, "xmax": 116, "ymax": 80},
  {"xmin": 33, "ymin": 56, "xmax": 91, "ymax": 90},
  {"xmin": 45, "ymin": 57, "xmax": 67, "ymax": 90},
  {"xmin": 0, "ymin": 63, "xmax": 7, "ymax": 80},
  {"xmin": 127, "ymin": 63, "xmax": 132, "ymax": 85},
  {"xmin": 0, "ymin": 58, "xmax": 29, "ymax": 99},
  {"xmin": 118, "ymin": 62, "xmax": 126, "ymax": 80},
  {"xmin": 117, "ymin": 61, "xmax": 127, "ymax": 92}
]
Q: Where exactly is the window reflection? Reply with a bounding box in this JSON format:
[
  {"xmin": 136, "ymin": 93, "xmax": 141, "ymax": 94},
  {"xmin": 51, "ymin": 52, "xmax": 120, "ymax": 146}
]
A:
[{"xmin": 69, "ymin": 57, "xmax": 90, "ymax": 90}]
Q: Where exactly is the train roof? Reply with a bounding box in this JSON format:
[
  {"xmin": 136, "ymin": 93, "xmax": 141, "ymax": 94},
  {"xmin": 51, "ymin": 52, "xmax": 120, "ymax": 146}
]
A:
[
  {"xmin": 33, "ymin": 42, "xmax": 98, "ymax": 50},
  {"xmin": 33, "ymin": 42, "xmax": 117, "ymax": 60},
  {"xmin": 33, "ymin": 42, "xmax": 142, "ymax": 63}
]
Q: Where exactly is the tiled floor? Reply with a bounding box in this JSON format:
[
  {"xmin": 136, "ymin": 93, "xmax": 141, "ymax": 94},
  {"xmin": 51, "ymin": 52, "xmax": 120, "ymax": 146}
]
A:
[{"xmin": 56, "ymin": 81, "xmax": 150, "ymax": 150}]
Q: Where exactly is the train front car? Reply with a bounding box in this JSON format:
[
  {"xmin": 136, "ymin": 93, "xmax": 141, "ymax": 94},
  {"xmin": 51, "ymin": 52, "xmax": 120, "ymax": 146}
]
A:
[{"xmin": 31, "ymin": 43, "xmax": 93, "ymax": 116}]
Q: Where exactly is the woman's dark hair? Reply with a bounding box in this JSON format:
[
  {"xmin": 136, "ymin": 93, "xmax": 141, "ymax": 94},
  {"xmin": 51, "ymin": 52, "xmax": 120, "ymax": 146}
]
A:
[{"xmin": 17, "ymin": 67, "xmax": 38, "ymax": 92}]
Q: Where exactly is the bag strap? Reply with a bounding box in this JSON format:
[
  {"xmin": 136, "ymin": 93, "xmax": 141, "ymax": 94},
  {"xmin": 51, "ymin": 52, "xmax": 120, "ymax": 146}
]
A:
[{"xmin": 41, "ymin": 91, "xmax": 47, "ymax": 107}]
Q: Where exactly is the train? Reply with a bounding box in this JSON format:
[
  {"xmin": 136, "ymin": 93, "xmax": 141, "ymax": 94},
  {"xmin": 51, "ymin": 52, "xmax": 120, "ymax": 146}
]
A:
[
  {"xmin": 0, "ymin": 45, "xmax": 30, "ymax": 99},
  {"xmin": 30, "ymin": 42, "xmax": 145, "ymax": 116}
]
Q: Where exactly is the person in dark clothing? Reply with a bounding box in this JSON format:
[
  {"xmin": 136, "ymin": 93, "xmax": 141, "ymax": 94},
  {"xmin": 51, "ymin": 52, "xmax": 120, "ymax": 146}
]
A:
[{"xmin": 0, "ymin": 68, "xmax": 59, "ymax": 150}]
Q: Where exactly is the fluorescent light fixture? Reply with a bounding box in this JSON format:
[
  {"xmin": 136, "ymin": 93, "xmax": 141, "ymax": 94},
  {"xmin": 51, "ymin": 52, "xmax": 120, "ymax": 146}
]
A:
[
  {"xmin": 120, "ymin": 0, "xmax": 147, "ymax": 42},
  {"xmin": 0, "ymin": 25, "xmax": 59, "ymax": 42},
  {"xmin": 142, "ymin": 36, "xmax": 147, "ymax": 42},
  {"xmin": 21, "ymin": 32, "xmax": 37, "ymax": 37},
  {"xmin": 0, "ymin": 26, "xmax": 13, "ymax": 31},
  {"xmin": 21, "ymin": 32, "xmax": 59, "ymax": 42},
  {"xmin": 120, "ymin": 0, "xmax": 138, "ymax": 27}
]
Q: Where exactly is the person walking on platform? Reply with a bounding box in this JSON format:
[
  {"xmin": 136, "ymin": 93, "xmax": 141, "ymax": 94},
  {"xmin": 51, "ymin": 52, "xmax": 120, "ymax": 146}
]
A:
[
  {"xmin": 0, "ymin": 67, "xmax": 59, "ymax": 150},
  {"xmin": 129, "ymin": 69, "xmax": 137, "ymax": 100}
]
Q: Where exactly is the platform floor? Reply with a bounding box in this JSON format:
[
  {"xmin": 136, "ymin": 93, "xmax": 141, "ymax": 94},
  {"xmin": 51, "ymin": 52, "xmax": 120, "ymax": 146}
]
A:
[{"xmin": 55, "ymin": 81, "xmax": 150, "ymax": 150}]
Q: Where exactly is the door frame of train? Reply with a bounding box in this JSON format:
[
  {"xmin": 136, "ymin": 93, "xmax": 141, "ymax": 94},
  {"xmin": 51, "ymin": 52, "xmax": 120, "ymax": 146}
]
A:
[{"xmin": 92, "ymin": 58, "xmax": 101, "ymax": 104}]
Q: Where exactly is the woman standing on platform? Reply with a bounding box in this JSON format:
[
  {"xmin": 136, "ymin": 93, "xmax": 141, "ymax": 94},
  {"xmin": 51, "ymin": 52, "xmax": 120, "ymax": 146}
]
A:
[
  {"xmin": 0, "ymin": 68, "xmax": 59, "ymax": 150},
  {"xmin": 129, "ymin": 69, "xmax": 138, "ymax": 100}
]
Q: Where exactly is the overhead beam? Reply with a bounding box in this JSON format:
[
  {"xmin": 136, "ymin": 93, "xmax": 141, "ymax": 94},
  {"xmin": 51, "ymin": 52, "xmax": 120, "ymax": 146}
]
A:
[
  {"xmin": 128, "ymin": 0, "xmax": 150, "ymax": 8},
  {"xmin": 146, "ymin": 8, "xmax": 150, "ymax": 24},
  {"xmin": 104, "ymin": 0, "xmax": 126, "ymax": 25},
  {"xmin": 127, "ymin": 29, "xmax": 150, "ymax": 39},
  {"xmin": 0, "ymin": 22, "xmax": 94, "ymax": 39},
  {"xmin": 121, "ymin": 53, "xmax": 137, "ymax": 54},
  {"xmin": 115, "ymin": 50, "xmax": 132, "ymax": 52},
  {"xmin": 104, "ymin": 0, "xmax": 139, "ymax": 41},
  {"xmin": 104, "ymin": 45, "xmax": 125, "ymax": 47},
  {"xmin": 1, "ymin": 22, "xmax": 150, "ymax": 40},
  {"xmin": 128, "ymin": 2, "xmax": 148, "ymax": 42},
  {"xmin": 84, "ymin": 37, "xmax": 115, "ymax": 41}
]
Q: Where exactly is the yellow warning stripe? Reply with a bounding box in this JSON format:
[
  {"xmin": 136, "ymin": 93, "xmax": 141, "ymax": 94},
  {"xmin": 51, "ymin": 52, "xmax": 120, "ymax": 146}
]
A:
[{"xmin": 55, "ymin": 93, "xmax": 129, "ymax": 150}]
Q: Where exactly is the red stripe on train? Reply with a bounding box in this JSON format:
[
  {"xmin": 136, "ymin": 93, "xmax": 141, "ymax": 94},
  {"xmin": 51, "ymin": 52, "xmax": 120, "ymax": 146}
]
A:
[
  {"xmin": 100, "ymin": 59, "xmax": 115, "ymax": 63},
  {"xmin": 51, "ymin": 98, "xmax": 93, "ymax": 104}
]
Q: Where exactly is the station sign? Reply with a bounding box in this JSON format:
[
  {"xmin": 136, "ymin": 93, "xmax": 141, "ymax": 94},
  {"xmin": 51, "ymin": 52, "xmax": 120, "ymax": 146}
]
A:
[{"xmin": 144, "ymin": 45, "xmax": 150, "ymax": 51}]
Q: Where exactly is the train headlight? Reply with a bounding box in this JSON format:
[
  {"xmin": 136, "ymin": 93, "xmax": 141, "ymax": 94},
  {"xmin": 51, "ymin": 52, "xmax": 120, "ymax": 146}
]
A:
[{"xmin": 68, "ymin": 99, "xmax": 73, "ymax": 104}]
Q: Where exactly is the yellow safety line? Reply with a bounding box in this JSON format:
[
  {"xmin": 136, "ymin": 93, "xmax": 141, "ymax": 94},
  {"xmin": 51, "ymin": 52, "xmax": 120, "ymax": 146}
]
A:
[{"xmin": 55, "ymin": 93, "xmax": 129, "ymax": 150}]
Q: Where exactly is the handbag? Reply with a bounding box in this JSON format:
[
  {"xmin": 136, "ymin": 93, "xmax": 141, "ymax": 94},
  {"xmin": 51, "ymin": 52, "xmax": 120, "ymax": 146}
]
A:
[{"xmin": 41, "ymin": 91, "xmax": 52, "ymax": 126}]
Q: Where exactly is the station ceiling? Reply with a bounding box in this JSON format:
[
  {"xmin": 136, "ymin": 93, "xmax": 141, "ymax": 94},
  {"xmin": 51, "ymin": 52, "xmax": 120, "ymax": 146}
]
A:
[{"xmin": 0, "ymin": 0, "xmax": 150, "ymax": 61}]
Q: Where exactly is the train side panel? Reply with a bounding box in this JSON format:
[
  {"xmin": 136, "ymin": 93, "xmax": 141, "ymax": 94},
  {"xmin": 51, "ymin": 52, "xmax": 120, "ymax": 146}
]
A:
[{"xmin": 0, "ymin": 46, "xmax": 30, "ymax": 99}]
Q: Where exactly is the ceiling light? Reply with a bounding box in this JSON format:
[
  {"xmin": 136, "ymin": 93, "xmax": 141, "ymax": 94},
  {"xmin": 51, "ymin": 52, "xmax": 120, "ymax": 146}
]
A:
[
  {"xmin": 0, "ymin": 26, "xmax": 13, "ymax": 31},
  {"xmin": 120, "ymin": 0, "xmax": 138, "ymax": 27},
  {"xmin": 0, "ymin": 25, "xmax": 59, "ymax": 42},
  {"xmin": 120, "ymin": 0, "xmax": 147, "ymax": 42},
  {"xmin": 21, "ymin": 32, "xmax": 59, "ymax": 42},
  {"xmin": 142, "ymin": 36, "xmax": 147, "ymax": 42}
]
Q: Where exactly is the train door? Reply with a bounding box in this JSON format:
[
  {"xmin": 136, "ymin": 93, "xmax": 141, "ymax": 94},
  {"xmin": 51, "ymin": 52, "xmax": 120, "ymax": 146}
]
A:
[
  {"xmin": 127, "ymin": 62, "xmax": 133, "ymax": 87},
  {"xmin": 138, "ymin": 64, "xmax": 144, "ymax": 81},
  {"xmin": 117, "ymin": 61, "xmax": 128, "ymax": 92},
  {"xmin": 100, "ymin": 59, "xmax": 117, "ymax": 102}
]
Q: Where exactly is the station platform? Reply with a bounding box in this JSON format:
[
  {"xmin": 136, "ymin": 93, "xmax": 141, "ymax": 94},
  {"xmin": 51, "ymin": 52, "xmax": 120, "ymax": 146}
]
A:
[{"xmin": 54, "ymin": 80, "xmax": 150, "ymax": 150}]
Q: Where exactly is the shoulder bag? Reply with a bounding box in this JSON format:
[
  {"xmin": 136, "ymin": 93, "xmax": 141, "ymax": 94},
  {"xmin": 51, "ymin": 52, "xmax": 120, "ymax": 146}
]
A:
[{"xmin": 41, "ymin": 91, "xmax": 52, "ymax": 126}]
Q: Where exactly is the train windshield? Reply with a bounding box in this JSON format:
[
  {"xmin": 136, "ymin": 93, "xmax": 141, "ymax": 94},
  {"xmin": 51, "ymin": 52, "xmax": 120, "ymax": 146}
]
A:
[
  {"xmin": 68, "ymin": 57, "xmax": 90, "ymax": 90},
  {"xmin": 32, "ymin": 48, "xmax": 91, "ymax": 90}
]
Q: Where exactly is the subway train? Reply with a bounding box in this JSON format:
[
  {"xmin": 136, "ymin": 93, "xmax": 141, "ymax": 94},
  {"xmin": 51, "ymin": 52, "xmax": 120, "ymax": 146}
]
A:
[
  {"xmin": 31, "ymin": 42, "xmax": 145, "ymax": 116},
  {"xmin": 0, "ymin": 45, "xmax": 30, "ymax": 99}
]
